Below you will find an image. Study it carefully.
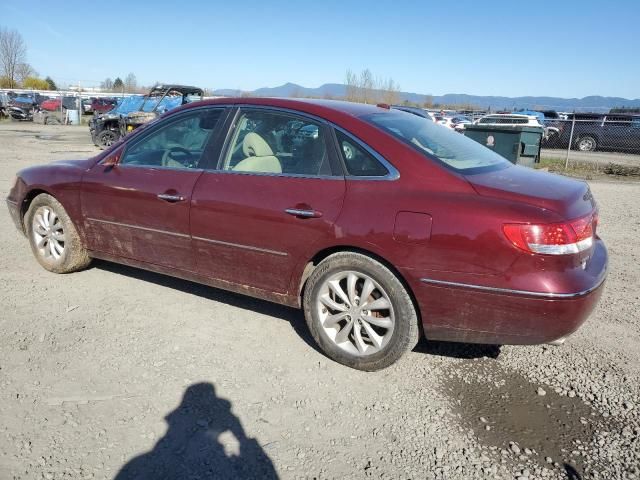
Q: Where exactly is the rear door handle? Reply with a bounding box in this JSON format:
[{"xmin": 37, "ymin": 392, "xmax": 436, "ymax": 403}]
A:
[
  {"xmin": 157, "ymin": 193, "xmax": 185, "ymax": 203},
  {"xmin": 285, "ymin": 208, "xmax": 323, "ymax": 218}
]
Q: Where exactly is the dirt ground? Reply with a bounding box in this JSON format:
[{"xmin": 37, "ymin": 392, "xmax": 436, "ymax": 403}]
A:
[{"xmin": 0, "ymin": 122, "xmax": 638, "ymax": 480}]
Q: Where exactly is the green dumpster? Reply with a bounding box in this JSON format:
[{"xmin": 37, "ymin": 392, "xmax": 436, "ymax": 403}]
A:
[{"xmin": 464, "ymin": 124, "xmax": 544, "ymax": 167}]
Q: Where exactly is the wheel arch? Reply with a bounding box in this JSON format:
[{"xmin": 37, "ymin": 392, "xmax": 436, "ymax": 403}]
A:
[
  {"xmin": 296, "ymin": 245, "xmax": 423, "ymax": 336},
  {"xmin": 20, "ymin": 188, "xmax": 55, "ymax": 231}
]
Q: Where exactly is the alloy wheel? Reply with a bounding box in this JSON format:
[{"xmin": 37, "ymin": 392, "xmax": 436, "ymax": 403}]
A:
[
  {"xmin": 100, "ymin": 131, "xmax": 116, "ymax": 148},
  {"xmin": 578, "ymin": 137, "xmax": 596, "ymax": 151},
  {"xmin": 32, "ymin": 206, "xmax": 65, "ymax": 261},
  {"xmin": 315, "ymin": 271, "xmax": 395, "ymax": 356}
]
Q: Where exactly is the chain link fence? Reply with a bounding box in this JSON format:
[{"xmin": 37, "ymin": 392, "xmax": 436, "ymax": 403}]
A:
[
  {"xmin": 0, "ymin": 88, "xmax": 131, "ymax": 125},
  {"xmin": 540, "ymin": 114, "xmax": 640, "ymax": 175}
]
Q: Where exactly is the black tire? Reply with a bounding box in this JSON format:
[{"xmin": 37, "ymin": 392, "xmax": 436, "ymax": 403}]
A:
[
  {"xmin": 576, "ymin": 135, "xmax": 597, "ymax": 152},
  {"xmin": 97, "ymin": 129, "xmax": 119, "ymax": 149},
  {"xmin": 24, "ymin": 193, "xmax": 91, "ymax": 274},
  {"xmin": 303, "ymin": 252, "xmax": 419, "ymax": 371}
]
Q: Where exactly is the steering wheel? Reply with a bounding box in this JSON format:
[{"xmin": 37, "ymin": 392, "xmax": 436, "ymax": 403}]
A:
[{"xmin": 161, "ymin": 146, "xmax": 194, "ymax": 168}]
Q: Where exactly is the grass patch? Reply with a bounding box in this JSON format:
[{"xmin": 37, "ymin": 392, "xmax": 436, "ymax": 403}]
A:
[{"xmin": 535, "ymin": 157, "xmax": 640, "ymax": 181}]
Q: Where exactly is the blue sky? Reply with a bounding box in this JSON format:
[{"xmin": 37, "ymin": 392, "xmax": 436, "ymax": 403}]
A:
[{"xmin": 3, "ymin": 0, "xmax": 639, "ymax": 98}]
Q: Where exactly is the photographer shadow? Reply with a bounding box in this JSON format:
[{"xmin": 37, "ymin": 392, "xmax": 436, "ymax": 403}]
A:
[{"xmin": 115, "ymin": 382, "xmax": 278, "ymax": 480}]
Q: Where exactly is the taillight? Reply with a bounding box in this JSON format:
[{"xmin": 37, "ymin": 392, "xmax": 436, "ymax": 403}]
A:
[{"xmin": 503, "ymin": 213, "xmax": 596, "ymax": 255}]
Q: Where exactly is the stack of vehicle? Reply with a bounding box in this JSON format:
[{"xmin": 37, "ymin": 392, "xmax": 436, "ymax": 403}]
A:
[
  {"xmin": 84, "ymin": 97, "xmax": 118, "ymax": 115},
  {"xmin": 0, "ymin": 92, "xmax": 9, "ymax": 118},
  {"xmin": 89, "ymin": 84, "xmax": 204, "ymax": 148},
  {"xmin": 6, "ymin": 93, "xmax": 48, "ymax": 121},
  {"xmin": 0, "ymin": 91, "xmax": 120, "ymax": 123}
]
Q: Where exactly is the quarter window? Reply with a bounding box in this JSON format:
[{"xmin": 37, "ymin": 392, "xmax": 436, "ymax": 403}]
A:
[
  {"xmin": 222, "ymin": 110, "xmax": 333, "ymax": 176},
  {"xmin": 335, "ymin": 131, "xmax": 389, "ymax": 177},
  {"xmin": 120, "ymin": 108, "xmax": 222, "ymax": 169}
]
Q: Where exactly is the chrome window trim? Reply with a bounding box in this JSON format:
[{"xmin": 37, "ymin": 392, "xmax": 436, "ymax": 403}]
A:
[
  {"xmin": 209, "ymin": 104, "xmax": 399, "ymax": 180},
  {"xmin": 225, "ymin": 104, "xmax": 331, "ymax": 128},
  {"xmin": 203, "ymin": 169, "xmax": 344, "ymax": 181},
  {"xmin": 86, "ymin": 217, "xmax": 190, "ymax": 238},
  {"xmin": 192, "ymin": 236, "xmax": 288, "ymax": 257},
  {"xmin": 110, "ymin": 102, "xmax": 401, "ymax": 181},
  {"xmin": 420, "ymin": 271, "xmax": 607, "ymax": 299},
  {"xmin": 114, "ymin": 164, "xmax": 205, "ymax": 173},
  {"xmin": 332, "ymin": 125, "xmax": 400, "ymax": 181}
]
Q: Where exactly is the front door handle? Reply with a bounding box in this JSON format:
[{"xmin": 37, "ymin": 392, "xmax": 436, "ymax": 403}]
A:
[
  {"xmin": 157, "ymin": 193, "xmax": 185, "ymax": 203},
  {"xmin": 285, "ymin": 208, "xmax": 323, "ymax": 218}
]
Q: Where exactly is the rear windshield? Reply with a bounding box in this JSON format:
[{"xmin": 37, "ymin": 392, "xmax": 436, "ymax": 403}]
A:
[{"xmin": 362, "ymin": 111, "xmax": 510, "ymax": 174}]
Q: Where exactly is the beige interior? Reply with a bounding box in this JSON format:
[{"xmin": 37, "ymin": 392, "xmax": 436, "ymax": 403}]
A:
[{"xmin": 233, "ymin": 132, "xmax": 282, "ymax": 173}]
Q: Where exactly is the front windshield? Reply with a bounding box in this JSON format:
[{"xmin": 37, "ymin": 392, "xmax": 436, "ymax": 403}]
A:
[
  {"xmin": 362, "ymin": 111, "xmax": 510, "ymax": 173},
  {"xmin": 114, "ymin": 96, "xmax": 144, "ymax": 114},
  {"xmin": 139, "ymin": 95, "xmax": 183, "ymax": 113}
]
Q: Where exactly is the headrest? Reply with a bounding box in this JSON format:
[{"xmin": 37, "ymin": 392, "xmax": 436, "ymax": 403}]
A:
[{"xmin": 243, "ymin": 132, "xmax": 274, "ymax": 157}]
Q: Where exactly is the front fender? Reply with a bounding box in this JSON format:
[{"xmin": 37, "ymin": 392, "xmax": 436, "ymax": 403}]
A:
[{"xmin": 9, "ymin": 159, "xmax": 97, "ymax": 240}]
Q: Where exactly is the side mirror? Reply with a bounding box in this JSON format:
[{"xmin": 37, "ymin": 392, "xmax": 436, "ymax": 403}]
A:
[{"xmin": 102, "ymin": 146, "xmax": 123, "ymax": 167}]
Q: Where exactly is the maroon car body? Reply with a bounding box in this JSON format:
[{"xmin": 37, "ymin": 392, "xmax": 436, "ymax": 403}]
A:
[
  {"xmin": 6, "ymin": 98, "xmax": 607, "ymax": 363},
  {"xmin": 91, "ymin": 97, "xmax": 118, "ymax": 114}
]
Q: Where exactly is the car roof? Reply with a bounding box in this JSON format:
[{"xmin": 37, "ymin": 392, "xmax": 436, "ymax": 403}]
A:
[
  {"xmin": 483, "ymin": 113, "xmax": 533, "ymax": 118},
  {"xmin": 192, "ymin": 97, "xmax": 393, "ymax": 118},
  {"xmin": 150, "ymin": 84, "xmax": 204, "ymax": 95}
]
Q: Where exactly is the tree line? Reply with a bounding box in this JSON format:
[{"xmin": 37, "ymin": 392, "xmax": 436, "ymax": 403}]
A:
[
  {"xmin": 100, "ymin": 73, "xmax": 142, "ymax": 94},
  {"xmin": 0, "ymin": 25, "xmax": 143, "ymax": 94},
  {"xmin": 344, "ymin": 68, "xmax": 401, "ymax": 105},
  {"xmin": 0, "ymin": 26, "xmax": 56, "ymax": 90}
]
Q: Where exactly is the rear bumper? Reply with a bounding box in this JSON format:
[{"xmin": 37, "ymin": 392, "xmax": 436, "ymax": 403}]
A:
[{"xmin": 411, "ymin": 241, "xmax": 608, "ymax": 345}]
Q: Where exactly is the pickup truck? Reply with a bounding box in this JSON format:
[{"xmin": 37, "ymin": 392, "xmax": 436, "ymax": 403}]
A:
[{"xmin": 544, "ymin": 113, "xmax": 640, "ymax": 152}]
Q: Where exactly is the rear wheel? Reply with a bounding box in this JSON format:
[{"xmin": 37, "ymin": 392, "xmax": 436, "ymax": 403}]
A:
[
  {"xmin": 576, "ymin": 135, "xmax": 597, "ymax": 152},
  {"xmin": 25, "ymin": 194, "xmax": 91, "ymax": 273},
  {"xmin": 97, "ymin": 129, "xmax": 119, "ymax": 149},
  {"xmin": 303, "ymin": 252, "xmax": 419, "ymax": 371}
]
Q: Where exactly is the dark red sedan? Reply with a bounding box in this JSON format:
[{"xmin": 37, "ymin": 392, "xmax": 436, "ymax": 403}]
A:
[{"xmin": 6, "ymin": 98, "xmax": 607, "ymax": 370}]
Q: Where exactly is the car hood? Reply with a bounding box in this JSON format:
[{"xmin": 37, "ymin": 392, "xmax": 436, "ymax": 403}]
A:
[
  {"xmin": 17, "ymin": 158, "xmax": 98, "ymax": 189},
  {"xmin": 49, "ymin": 158, "xmax": 97, "ymax": 169},
  {"xmin": 465, "ymin": 164, "xmax": 594, "ymax": 219}
]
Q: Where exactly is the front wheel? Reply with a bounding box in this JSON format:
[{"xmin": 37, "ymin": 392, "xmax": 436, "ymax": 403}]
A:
[
  {"xmin": 25, "ymin": 193, "xmax": 91, "ymax": 273},
  {"xmin": 303, "ymin": 252, "xmax": 419, "ymax": 371},
  {"xmin": 97, "ymin": 129, "xmax": 119, "ymax": 149}
]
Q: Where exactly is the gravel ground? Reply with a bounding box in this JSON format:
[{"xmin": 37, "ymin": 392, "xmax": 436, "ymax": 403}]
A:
[{"xmin": 0, "ymin": 122, "xmax": 638, "ymax": 480}]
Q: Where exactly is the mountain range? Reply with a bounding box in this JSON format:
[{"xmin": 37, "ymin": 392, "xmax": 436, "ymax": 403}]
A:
[{"xmin": 212, "ymin": 82, "xmax": 640, "ymax": 113}]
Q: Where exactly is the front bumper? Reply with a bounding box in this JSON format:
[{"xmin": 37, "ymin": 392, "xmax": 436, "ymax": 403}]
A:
[
  {"xmin": 6, "ymin": 198, "xmax": 23, "ymax": 234},
  {"xmin": 412, "ymin": 240, "xmax": 608, "ymax": 345}
]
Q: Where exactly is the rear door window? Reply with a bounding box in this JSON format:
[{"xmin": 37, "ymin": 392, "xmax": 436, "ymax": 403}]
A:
[{"xmin": 221, "ymin": 109, "xmax": 337, "ymax": 176}]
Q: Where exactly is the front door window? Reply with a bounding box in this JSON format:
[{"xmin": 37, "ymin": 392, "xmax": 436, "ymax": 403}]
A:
[{"xmin": 121, "ymin": 109, "xmax": 223, "ymax": 169}]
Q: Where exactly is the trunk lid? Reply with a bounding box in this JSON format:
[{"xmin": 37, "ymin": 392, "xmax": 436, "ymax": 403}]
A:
[{"xmin": 465, "ymin": 164, "xmax": 595, "ymax": 219}]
